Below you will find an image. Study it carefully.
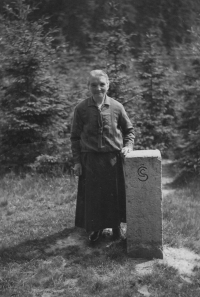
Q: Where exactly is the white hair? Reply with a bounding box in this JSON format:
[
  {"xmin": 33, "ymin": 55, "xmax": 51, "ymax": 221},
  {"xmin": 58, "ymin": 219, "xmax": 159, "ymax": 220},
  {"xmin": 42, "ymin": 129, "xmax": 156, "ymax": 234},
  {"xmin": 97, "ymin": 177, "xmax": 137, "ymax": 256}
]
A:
[{"xmin": 88, "ymin": 70, "xmax": 109, "ymax": 85}]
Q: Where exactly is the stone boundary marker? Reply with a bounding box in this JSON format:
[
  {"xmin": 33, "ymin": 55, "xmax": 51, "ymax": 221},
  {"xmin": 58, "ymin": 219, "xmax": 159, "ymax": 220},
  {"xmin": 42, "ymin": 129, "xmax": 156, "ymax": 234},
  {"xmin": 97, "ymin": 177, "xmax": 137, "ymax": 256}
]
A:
[{"xmin": 125, "ymin": 150, "xmax": 163, "ymax": 259}]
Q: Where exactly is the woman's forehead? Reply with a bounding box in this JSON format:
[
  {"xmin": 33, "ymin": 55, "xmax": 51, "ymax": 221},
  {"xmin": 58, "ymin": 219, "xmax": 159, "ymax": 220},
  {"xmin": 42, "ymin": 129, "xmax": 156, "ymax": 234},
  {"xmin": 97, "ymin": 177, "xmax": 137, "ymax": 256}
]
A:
[{"xmin": 89, "ymin": 75, "xmax": 108, "ymax": 84}]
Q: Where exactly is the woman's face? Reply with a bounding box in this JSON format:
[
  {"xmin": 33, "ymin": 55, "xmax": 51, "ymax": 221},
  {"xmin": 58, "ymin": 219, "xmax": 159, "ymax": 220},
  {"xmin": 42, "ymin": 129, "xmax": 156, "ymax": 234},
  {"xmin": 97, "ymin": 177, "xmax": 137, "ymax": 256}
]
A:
[{"xmin": 88, "ymin": 75, "xmax": 109, "ymax": 101}]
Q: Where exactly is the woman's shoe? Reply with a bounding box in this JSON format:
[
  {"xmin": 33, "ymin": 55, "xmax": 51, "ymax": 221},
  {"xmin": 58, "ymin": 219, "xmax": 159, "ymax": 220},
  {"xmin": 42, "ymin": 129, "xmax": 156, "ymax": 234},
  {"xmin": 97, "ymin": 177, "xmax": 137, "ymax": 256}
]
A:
[{"xmin": 89, "ymin": 230, "xmax": 103, "ymax": 242}]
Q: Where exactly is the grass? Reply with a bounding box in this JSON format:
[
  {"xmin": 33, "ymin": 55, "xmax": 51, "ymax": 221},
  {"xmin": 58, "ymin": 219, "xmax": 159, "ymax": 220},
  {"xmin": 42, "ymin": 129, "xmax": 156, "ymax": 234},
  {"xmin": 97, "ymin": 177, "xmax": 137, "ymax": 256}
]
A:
[
  {"xmin": 163, "ymin": 182, "xmax": 200, "ymax": 253},
  {"xmin": 0, "ymin": 168, "xmax": 200, "ymax": 296}
]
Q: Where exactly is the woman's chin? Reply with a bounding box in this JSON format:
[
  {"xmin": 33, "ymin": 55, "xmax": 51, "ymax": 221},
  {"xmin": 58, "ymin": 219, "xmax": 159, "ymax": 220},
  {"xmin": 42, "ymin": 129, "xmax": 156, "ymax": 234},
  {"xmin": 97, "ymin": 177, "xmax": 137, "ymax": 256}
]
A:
[{"xmin": 93, "ymin": 94, "xmax": 105, "ymax": 100}]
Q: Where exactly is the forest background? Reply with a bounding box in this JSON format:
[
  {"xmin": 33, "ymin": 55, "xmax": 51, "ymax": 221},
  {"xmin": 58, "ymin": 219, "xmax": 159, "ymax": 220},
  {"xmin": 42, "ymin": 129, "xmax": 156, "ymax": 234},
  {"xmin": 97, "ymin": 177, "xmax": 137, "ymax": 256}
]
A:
[{"xmin": 1, "ymin": 0, "xmax": 200, "ymax": 183}]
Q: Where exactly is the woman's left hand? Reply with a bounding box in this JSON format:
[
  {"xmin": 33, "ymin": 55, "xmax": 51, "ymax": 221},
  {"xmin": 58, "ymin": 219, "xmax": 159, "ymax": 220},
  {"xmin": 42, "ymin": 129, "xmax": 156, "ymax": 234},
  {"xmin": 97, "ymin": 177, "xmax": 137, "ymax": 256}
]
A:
[{"xmin": 121, "ymin": 147, "xmax": 132, "ymax": 157}]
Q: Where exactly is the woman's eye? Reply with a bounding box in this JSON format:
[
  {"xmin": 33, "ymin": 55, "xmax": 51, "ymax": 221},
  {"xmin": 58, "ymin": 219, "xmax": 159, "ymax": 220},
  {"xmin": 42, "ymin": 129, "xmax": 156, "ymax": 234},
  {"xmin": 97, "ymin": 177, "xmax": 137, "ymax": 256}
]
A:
[{"xmin": 91, "ymin": 83, "xmax": 105, "ymax": 87}]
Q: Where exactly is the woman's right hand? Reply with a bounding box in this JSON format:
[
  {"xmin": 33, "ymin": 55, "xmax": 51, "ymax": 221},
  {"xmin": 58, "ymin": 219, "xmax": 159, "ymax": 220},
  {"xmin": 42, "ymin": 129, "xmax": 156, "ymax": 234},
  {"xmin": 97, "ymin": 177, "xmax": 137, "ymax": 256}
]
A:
[{"xmin": 74, "ymin": 163, "xmax": 82, "ymax": 176}]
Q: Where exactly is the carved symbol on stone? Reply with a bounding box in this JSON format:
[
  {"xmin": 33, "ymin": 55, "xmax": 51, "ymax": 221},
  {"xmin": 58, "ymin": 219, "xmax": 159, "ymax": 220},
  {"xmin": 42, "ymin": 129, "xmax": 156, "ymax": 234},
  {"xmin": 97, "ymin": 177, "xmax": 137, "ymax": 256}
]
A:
[{"xmin": 138, "ymin": 164, "xmax": 148, "ymax": 181}]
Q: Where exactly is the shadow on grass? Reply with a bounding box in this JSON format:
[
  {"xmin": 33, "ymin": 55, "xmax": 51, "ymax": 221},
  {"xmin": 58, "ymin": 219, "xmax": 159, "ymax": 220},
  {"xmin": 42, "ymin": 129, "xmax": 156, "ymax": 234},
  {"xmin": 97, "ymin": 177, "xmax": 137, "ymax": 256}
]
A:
[
  {"xmin": 0, "ymin": 227, "xmax": 80, "ymax": 264},
  {"xmin": 0, "ymin": 227, "xmax": 127, "ymax": 265}
]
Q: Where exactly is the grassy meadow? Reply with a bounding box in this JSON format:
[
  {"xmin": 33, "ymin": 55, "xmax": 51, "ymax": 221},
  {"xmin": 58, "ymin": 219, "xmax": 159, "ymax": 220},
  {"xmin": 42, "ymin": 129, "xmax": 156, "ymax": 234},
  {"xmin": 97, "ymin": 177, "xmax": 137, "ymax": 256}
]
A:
[{"xmin": 0, "ymin": 163, "xmax": 200, "ymax": 297}]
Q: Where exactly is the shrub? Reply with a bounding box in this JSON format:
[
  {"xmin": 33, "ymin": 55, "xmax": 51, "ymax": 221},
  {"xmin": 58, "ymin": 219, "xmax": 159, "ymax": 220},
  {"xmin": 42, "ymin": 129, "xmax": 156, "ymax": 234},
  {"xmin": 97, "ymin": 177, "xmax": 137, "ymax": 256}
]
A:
[{"xmin": 0, "ymin": 0, "xmax": 69, "ymax": 173}]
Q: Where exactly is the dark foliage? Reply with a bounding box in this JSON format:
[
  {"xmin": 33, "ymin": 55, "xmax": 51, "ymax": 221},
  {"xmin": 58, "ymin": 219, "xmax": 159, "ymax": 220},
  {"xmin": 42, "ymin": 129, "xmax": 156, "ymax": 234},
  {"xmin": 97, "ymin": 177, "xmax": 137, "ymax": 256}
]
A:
[
  {"xmin": 134, "ymin": 32, "xmax": 177, "ymax": 156},
  {"xmin": 0, "ymin": 0, "xmax": 70, "ymax": 173},
  {"xmin": 174, "ymin": 28, "xmax": 200, "ymax": 180},
  {"xmin": 1, "ymin": 0, "xmax": 199, "ymax": 53},
  {"xmin": 91, "ymin": 3, "xmax": 133, "ymax": 103},
  {"xmin": 0, "ymin": 0, "xmax": 200, "ymax": 183}
]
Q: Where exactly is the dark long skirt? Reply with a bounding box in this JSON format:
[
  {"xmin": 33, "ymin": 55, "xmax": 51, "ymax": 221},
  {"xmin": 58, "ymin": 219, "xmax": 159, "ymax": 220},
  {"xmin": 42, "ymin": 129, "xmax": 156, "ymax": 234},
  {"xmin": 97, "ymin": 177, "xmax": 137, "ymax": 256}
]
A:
[{"xmin": 75, "ymin": 152, "xmax": 126, "ymax": 232}]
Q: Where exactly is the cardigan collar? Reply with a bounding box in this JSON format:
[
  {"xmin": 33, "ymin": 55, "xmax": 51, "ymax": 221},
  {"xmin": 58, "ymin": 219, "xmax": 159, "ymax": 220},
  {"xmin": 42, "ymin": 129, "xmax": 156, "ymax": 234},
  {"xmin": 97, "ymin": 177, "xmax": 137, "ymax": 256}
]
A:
[{"xmin": 88, "ymin": 95, "xmax": 111, "ymax": 106}]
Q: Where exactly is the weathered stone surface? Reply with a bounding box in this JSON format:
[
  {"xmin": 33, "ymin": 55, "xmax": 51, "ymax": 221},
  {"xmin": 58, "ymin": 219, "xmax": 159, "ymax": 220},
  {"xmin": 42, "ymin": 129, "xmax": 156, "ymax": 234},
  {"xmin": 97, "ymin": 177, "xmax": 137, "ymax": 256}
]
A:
[{"xmin": 125, "ymin": 150, "xmax": 163, "ymax": 259}]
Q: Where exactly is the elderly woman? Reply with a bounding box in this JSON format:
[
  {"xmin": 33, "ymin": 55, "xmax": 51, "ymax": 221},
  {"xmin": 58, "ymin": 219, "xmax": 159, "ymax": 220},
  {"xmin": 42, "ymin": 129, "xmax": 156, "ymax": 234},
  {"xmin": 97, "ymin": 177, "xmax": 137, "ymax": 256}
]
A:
[{"xmin": 70, "ymin": 70, "xmax": 135, "ymax": 242}]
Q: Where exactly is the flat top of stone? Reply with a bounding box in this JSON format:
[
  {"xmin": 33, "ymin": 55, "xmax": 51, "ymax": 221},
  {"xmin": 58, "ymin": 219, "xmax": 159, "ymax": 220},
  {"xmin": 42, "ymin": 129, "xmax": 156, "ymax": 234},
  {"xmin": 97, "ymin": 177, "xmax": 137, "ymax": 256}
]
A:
[{"xmin": 126, "ymin": 149, "xmax": 161, "ymax": 159}]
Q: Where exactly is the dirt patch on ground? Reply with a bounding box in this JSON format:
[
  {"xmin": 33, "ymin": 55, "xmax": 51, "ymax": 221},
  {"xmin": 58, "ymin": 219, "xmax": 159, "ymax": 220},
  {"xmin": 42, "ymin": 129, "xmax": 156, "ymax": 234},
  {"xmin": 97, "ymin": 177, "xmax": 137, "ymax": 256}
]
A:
[
  {"xmin": 135, "ymin": 246, "xmax": 200, "ymax": 278},
  {"xmin": 163, "ymin": 246, "xmax": 200, "ymax": 276}
]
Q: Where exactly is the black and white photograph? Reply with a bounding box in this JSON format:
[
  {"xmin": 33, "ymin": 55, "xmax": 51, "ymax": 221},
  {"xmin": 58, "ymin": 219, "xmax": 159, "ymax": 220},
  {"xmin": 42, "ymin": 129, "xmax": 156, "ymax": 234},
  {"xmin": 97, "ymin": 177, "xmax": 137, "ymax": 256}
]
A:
[{"xmin": 0, "ymin": 0, "xmax": 200, "ymax": 296}]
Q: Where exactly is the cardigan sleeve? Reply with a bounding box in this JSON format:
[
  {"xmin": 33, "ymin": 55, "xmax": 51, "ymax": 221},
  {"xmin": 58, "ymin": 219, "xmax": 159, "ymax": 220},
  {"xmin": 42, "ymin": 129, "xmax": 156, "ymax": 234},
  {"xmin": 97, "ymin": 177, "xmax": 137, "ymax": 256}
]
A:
[{"xmin": 119, "ymin": 105, "xmax": 135, "ymax": 149}]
